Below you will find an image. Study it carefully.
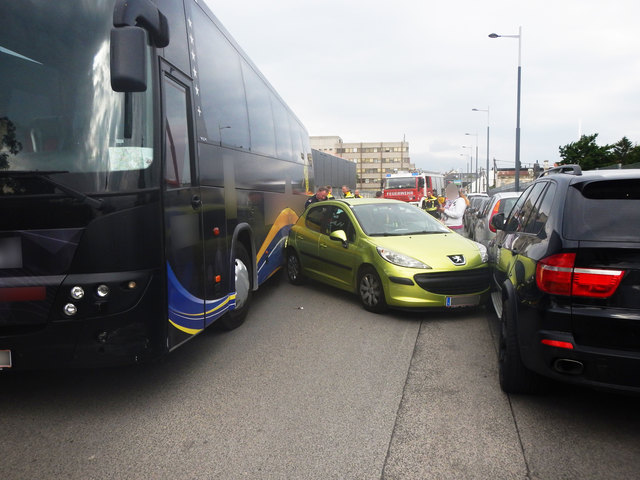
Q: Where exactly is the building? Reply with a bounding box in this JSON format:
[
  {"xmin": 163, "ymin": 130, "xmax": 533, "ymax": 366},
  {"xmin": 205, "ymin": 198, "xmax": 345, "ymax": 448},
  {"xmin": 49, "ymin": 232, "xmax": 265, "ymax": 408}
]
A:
[{"xmin": 310, "ymin": 136, "xmax": 414, "ymax": 195}]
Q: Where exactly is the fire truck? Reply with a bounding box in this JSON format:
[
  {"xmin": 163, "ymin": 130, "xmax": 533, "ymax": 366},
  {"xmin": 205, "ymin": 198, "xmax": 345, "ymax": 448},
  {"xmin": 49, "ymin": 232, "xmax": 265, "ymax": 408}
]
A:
[{"xmin": 383, "ymin": 172, "xmax": 445, "ymax": 208}]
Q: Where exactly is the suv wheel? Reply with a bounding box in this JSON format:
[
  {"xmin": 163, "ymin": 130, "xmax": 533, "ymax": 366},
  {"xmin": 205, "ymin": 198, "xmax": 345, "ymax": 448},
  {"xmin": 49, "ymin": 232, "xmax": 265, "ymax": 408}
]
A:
[{"xmin": 498, "ymin": 293, "xmax": 541, "ymax": 394}]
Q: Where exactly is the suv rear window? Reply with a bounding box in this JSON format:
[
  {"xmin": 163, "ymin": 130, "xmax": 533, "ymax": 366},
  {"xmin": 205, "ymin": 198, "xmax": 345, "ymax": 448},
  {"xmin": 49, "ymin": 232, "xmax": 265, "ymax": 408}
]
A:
[{"xmin": 564, "ymin": 179, "xmax": 640, "ymax": 242}]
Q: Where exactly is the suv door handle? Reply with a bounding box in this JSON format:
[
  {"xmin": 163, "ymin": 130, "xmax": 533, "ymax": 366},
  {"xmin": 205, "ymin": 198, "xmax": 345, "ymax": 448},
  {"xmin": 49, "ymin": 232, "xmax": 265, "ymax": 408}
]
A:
[{"xmin": 191, "ymin": 195, "xmax": 202, "ymax": 210}]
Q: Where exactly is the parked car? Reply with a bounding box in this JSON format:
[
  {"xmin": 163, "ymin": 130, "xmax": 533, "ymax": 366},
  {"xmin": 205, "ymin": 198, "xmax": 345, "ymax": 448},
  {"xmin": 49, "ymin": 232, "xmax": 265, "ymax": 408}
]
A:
[
  {"xmin": 466, "ymin": 197, "xmax": 491, "ymax": 240},
  {"xmin": 473, "ymin": 192, "xmax": 521, "ymax": 248},
  {"xmin": 491, "ymin": 165, "xmax": 640, "ymax": 394},
  {"xmin": 286, "ymin": 199, "xmax": 490, "ymax": 312},
  {"xmin": 463, "ymin": 194, "xmax": 488, "ymax": 232}
]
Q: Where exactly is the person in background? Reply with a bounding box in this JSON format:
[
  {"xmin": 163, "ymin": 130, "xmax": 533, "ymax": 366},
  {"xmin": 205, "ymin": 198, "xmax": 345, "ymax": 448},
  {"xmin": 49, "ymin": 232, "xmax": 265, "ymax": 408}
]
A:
[
  {"xmin": 375, "ymin": 191, "xmax": 383, "ymax": 198},
  {"xmin": 342, "ymin": 185, "xmax": 355, "ymax": 198},
  {"xmin": 423, "ymin": 191, "xmax": 440, "ymax": 218},
  {"xmin": 438, "ymin": 183, "xmax": 466, "ymax": 232},
  {"xmin": 305, "ymin": 186, "xmax": 328, "ymax": 209},
  {"xmin": 354, "ymin": 189, "xmax": 363, "ymax": 198},
  {"xmin": 325, "ymin": 185, "xmax": 334, "ymax": 199}
]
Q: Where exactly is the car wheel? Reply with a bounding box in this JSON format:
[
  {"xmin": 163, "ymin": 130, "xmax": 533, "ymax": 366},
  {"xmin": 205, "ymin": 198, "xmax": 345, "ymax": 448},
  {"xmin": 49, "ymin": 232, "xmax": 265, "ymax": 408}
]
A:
[
  {"xmin": 358, "ymin": 266, "xmax": 387, "ymax": 313},
  {"xmin": 286, "ymin": 249, "xmax": 305, "ymax": 285},
  {"xmin": 498, "ymin": 293, "xmax": 541, "ymax": 394},
  {"xmin": 218, "ymin": 243, "xmax": 252, "ymax": 331}
]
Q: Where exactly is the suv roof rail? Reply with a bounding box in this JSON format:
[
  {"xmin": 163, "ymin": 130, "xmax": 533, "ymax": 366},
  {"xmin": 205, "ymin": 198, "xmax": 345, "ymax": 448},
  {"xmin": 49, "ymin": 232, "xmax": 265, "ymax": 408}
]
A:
[{"xmin": 538, "ymin": 164, "xmax": 582, "ymax": 178}]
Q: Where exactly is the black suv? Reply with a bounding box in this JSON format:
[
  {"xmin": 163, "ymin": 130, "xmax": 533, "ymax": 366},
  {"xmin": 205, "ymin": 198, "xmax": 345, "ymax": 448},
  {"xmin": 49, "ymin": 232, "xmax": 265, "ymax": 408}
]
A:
[{"xmin": 490, "ymin": 165, "xmax": 640, "ymax": 393}]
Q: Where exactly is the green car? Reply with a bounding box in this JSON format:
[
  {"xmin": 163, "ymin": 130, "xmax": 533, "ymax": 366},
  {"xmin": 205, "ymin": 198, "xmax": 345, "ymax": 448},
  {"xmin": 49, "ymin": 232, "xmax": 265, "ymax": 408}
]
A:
[{"xmin": 286, "ymin": 199, "xmax": 490, "ymax": 312}]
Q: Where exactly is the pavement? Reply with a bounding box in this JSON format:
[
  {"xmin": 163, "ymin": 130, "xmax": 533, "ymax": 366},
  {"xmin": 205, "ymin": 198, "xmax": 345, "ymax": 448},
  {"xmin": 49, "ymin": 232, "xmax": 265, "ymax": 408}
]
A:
[{"xmin": 2, "ymin": 275, "xmax": 640, "ymax": 479}]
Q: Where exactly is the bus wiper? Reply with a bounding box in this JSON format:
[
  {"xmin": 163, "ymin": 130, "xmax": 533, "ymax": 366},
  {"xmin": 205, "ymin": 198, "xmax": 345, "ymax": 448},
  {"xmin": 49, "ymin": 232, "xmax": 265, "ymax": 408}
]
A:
[{"xmin": 0, "ymin": 170, "xmax": 104, "ymax": 209}]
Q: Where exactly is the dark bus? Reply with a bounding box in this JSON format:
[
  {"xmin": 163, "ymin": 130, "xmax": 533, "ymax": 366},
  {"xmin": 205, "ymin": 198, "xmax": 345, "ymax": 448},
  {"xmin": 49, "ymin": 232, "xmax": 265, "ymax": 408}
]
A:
[{"xmin": 0, "ymin": 0, "xmax": 312, "ymax": 369}]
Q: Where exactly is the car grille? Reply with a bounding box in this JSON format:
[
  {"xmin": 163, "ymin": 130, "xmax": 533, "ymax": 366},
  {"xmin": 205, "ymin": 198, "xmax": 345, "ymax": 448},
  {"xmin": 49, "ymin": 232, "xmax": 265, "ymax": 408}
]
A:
[{"xmin": 413, "ymin": 268, "xmax": 490, "ymax": 295}]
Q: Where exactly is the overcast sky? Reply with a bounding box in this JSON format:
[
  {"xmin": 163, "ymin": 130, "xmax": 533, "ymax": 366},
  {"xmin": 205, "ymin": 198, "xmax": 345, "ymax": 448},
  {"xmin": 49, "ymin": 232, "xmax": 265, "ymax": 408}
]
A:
[{"xmin": 205, "ymin": 0, "xmax": 640, "ymax": 173}]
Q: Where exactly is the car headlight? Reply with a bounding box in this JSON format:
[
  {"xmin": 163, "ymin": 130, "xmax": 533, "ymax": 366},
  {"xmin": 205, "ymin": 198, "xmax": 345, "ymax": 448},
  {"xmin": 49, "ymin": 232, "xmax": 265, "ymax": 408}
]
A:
[
  {"xmin": 474, "ymin": 242, "xmax": 488, "ymax": 263},
  {"xmin": 376, "ymin": 246, "xmax": 431, "ymax": 269}
]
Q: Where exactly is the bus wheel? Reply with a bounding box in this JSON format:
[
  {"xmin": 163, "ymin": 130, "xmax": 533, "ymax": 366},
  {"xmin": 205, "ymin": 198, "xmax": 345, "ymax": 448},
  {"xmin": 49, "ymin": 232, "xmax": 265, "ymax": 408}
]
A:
[
  {"xmin": 219, "ymin": 244, "xmax": 252, "ymax": 331},
  {"xmin": 358, "ymin": 266, "xmax": 387, "ymax": 313}
]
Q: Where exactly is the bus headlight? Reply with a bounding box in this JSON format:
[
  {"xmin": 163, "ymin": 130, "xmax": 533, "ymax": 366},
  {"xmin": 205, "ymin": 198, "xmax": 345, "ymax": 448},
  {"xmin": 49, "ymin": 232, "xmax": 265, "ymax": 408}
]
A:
[
  {"xmin": 96, "ymin": 284, "xmax": 110, "ymax": 298},
  {"xmin": 70, "ymin": 286, "xmax": 85, "ymax": 300},
  {"xmin": 63, "ymin": 303, "xmax": 78, "ymax": 316}
]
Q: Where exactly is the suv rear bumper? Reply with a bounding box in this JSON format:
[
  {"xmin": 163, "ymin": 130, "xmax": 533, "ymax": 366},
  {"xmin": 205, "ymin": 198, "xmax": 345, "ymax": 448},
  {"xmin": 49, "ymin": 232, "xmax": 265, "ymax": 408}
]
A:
[{"xmin": 521, "ymin": 330, "xmax": 640, "ymax": 393}]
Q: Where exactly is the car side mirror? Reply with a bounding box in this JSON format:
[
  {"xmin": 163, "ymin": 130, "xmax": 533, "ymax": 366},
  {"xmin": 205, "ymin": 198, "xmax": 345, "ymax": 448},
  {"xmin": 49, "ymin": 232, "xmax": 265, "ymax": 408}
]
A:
[
  {"xmin": 491, "ymin": 213, "xmax": 506, "ymax": 231},
  {"xmin": 329, "ymin": 229, "xmax": 348, "ymax": 248}
]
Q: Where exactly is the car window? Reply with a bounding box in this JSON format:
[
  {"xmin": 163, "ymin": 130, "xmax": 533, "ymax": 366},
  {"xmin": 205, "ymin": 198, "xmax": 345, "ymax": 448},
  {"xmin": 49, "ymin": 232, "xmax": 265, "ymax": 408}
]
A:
[
  {"xmin": 352, "ymin": 202, "xmax": 449, "ymax": 236},
  {"xmin": 504, "ymin": 185, "xmax": 534, "ymax": 232},
  {"xmin": 499, "ymin": 196, "xmax": 519, "ymax": 214},
  {"xmin": 327, "ymin": 206, "xmax": 356, "ymax": 242},
  {"xmin": 305, "ymin": 205, "xmax": 329, "ymax": 233},
  {"xmin": 563, "ymin": 178, "xmax": 640, "ymax": 242},
  {"xmin": 524, "ymin": 183, "xmax": 556, "ymax": 234},
  {"xmin": 516, "ymin": 182, "xmax": 546, "ymax": 233}
]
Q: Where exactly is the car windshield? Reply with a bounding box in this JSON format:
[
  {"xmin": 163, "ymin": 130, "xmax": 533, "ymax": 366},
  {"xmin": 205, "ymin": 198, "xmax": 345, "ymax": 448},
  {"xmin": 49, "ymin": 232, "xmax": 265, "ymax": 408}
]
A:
[
  {"xmin": 564, "ymin": 178, "xmax": 640, "ymax": 242},
  {"xmin": 385, "ymin": 177, "xmax": 417, "ymax": 189},
  {"xmin": 0, "ymin": 1, "xmax": 156, "ymax": 194},
  {"xmin": 352, "ymin": 202, "xmax": 450, "ymax": 236}
]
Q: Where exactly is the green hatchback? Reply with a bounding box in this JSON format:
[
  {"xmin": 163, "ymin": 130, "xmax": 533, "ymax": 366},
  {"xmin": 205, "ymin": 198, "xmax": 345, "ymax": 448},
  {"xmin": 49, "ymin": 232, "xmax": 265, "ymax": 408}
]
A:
[{"xmin": 286, "ymin": 199, "xmax": 490, "ymax": 312}]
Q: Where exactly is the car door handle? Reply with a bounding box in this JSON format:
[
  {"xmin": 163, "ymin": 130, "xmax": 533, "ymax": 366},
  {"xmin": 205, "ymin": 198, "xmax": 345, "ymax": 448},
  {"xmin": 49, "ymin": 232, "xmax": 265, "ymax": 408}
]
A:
[
  {"xmin": 296, "ymin": 234, "xmax": 305, "ymax": 240},
  {"xmin": 320, "ymin": 243, "xmax": 328, "ymax": 249},
  {"xmin": 191, "ymin": 195, "xmax": 202, "ymax": 210}
]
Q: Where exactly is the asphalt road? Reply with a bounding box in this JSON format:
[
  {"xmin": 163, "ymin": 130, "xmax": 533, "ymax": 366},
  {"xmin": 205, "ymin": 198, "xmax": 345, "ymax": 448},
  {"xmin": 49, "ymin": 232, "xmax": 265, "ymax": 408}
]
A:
[{"xmin": 2, "ymin": 274, "xmax": 640, "ymax": 479}]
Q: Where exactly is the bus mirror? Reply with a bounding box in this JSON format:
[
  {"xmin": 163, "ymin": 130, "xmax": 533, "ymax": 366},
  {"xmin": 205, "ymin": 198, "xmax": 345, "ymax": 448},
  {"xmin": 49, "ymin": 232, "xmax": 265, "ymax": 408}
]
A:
[
  {"xmin": 112, "ymin": 0, "xmax": 170, "ymax": 48},
  {"xmin": 110, "ymin": 27, "xmax": 147, "ymax": 92}
]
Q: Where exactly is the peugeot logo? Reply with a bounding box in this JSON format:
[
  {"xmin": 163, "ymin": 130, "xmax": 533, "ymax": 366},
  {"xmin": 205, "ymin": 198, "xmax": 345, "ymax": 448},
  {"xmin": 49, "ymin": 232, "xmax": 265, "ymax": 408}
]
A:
[{"xmin": 448, "ymin": 254, "xmax": 466, "ymax": 266}]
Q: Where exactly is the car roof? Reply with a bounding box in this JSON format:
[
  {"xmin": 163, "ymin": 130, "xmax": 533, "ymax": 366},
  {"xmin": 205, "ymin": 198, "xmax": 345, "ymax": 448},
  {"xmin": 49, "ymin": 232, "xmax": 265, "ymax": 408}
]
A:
[
  {"xmin": 536, "ymin": 167, "xmax": 640, "ymax": 185},
  {"xmin": 492, "ymin": 191, "xmax": 521, "ymax": 199},
  {"xmin": 326, "ymin": 198, "xmax": 406, "ymax": 207}
]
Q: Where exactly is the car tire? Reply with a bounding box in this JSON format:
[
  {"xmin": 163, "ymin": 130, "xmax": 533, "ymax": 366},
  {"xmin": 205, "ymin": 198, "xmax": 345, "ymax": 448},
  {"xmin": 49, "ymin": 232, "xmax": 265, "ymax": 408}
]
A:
[
  {"xmin": 358, "ymin": 266, "xmax": 387, "ymax": 313},
  {"xmin": 218, "ymin": 243, "xmax": 252, "ymax": 331},
  {"xmin": 498, "ymin": 293, "xmax": 541, "ymax": 394},
  {"xmin": 286, "ymin": 249, "xmax": 305, "ymax": 286}
]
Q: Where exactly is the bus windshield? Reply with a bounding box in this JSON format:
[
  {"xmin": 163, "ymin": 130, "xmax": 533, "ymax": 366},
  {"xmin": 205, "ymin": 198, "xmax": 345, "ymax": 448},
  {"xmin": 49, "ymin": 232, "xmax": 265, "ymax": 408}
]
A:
[
  {"xmin": 385, "ymin": 177, "xmax": 417, "ymax": 190},
  {"xmin": 0, "ymin": 1, "xmax": 156, "ymax": 194}
]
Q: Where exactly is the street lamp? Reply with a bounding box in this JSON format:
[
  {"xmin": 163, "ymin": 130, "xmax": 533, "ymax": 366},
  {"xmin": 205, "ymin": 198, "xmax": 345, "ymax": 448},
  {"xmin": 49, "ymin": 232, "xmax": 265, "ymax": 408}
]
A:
[
  {"xmin": 465, "ymin": 133, "xmax": 478, "ymax": 193},
  {"xmin": 489, "ymin": 26, "xmax": 522, "ymax": 191},
  {"xmin": 462, "ymin": 145, "xmax": 473, "ymax": 191},
  {"xmin": 472, "ymin": 107, "xmax": 490, "ymax": 193}
]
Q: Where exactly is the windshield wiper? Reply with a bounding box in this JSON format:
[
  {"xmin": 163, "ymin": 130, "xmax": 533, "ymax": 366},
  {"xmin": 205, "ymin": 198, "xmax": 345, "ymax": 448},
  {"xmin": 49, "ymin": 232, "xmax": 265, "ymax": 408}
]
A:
[
  {"xmin": 0, "ymin": 171, "xmax": 104, "ymax": 209},
  {"xmin": 405, "ymin": 231, "xmax": 444, "ymax": 235}
]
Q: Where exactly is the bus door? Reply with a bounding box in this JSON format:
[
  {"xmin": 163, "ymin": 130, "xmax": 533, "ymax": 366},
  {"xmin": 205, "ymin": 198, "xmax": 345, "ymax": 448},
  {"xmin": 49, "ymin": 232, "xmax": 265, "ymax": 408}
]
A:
[{"xmin": 161, "ymin": 66, "xmax": 206, "ymax": 349}]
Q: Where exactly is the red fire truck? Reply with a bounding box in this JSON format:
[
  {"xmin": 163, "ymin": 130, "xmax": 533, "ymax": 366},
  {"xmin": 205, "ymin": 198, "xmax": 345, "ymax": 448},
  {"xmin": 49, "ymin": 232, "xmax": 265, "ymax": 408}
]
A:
[{"xmin": 383, "ymin": 172, "xmax": 445, "ymax": 208}]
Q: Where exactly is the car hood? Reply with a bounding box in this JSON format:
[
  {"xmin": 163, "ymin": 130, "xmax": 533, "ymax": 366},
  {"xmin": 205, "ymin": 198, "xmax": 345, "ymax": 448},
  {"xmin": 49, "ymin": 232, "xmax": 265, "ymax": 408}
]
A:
[{"xmin": 368, "ymin": 232, "xmax": 485, "ymax": 270}]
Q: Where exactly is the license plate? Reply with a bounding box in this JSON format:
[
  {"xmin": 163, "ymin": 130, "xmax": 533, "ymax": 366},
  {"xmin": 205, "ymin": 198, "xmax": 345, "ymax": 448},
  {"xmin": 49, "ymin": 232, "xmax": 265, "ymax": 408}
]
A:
[
  {"xmin": 0, "ymin": 237, "xmax": 22, "ymax": 269},
  {"xmin": 446, "ymin": 295, "xmax": 481, "ymax": 308},
  {"xmin": 0, "ymin": 350, "xmax": 12, "ymax": 368}
]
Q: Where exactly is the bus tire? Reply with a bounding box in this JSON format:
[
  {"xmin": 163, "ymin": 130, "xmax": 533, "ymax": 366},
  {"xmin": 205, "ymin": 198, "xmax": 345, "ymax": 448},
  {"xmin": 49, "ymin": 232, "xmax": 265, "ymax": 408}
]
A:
[{"xmin": 218, "ymin": 243, "xmax": 252, "ymax": 331}]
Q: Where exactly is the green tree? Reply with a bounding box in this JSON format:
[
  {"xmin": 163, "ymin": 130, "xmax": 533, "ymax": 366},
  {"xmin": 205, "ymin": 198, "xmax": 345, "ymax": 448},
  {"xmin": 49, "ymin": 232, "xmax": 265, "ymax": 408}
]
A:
[
  {"xmin": 610, "ymin": 136, "xmax": 640, "ymax": 166},
  {"xmin": 558, "ymin": 133, "xmax": 611, "ymax": 170}
]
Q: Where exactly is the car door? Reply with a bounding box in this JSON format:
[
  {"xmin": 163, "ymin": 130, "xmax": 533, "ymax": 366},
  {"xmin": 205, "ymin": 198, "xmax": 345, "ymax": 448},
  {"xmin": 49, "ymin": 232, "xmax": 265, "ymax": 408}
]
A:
[
  {"xmin": 293, "ymin": 204, "xmax": 327, "ymax": 277},
  {"xmin": 316, "ymin": 206, "xmax": 361, "ymax": 290}
]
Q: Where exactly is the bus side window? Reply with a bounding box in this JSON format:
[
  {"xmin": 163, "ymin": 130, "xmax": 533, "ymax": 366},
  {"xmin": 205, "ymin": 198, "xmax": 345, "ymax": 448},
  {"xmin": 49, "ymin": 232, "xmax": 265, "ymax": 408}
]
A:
[
  {"xmin": 164, "ymin": 76, "xmax": 192, "ymax": 187},
  {"xmin": 418, "ymin": 177, "xmax": 425, "ymax": 190}
]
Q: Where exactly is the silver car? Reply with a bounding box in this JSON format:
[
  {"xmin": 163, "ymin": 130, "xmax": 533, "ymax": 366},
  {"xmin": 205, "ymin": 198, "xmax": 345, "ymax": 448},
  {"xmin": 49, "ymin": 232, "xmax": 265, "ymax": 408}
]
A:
[{"xmin": 472, "ymin": 192, "xmax": 521, "ymax": 247}]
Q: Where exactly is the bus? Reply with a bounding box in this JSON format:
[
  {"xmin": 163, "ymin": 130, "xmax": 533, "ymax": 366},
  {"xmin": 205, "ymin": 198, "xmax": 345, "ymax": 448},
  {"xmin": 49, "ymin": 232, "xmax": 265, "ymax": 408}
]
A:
[
  {"xmin": 383, "ymin": 172, "xmax": 444, "ymax": 208},
  {"xmin": 0, "ymin": 0, "xmax": 313, "ymax": 369}
]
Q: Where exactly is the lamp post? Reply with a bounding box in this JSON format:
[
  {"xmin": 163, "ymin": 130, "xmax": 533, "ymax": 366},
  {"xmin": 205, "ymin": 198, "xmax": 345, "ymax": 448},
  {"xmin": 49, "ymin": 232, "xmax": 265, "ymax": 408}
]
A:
[
  {"xmin": 462, "ymin": 145, "xmax": 473, "ymax": 191},
  {"xmin": 489, "ymin": 26, "xmax": 522, "ymax": 191},
  {"xmin": 465, "ymin": 132, "xmax": 479, "ymax": 193},
  {"xmin": 472, "ymin": 107, "xmax": 490, "ymax": 193}
]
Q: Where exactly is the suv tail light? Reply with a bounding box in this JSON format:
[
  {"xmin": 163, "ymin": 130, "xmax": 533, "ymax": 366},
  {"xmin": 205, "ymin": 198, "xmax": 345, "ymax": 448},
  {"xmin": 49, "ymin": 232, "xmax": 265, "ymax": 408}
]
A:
[
  {"xmin": 536, "ymin": 253, "xmax": 625, "ymax": 298},
  {"xmin": 489, "ymin": 200, "xmax": 501, "ymax": 232}
]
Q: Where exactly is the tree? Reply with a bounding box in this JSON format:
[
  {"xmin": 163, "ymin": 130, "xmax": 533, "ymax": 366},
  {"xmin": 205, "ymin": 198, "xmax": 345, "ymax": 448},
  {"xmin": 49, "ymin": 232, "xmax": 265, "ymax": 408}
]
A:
[
  {"xmin": 610, "ymin": 137, "xmax": 640, "ymax": 166},
  {"xmin": 558, "ymin": 133, "xmax": 611, "ymax": 170}
]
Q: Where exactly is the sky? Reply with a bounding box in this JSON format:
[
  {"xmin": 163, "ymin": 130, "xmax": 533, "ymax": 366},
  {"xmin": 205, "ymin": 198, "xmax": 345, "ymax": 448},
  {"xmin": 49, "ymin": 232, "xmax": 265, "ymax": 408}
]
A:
[{"xmin": 205, "ymin": 0, "xmax": 640, "ymax": 173}]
